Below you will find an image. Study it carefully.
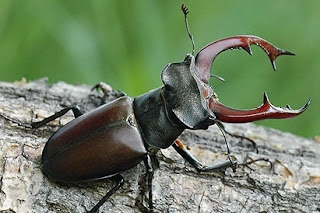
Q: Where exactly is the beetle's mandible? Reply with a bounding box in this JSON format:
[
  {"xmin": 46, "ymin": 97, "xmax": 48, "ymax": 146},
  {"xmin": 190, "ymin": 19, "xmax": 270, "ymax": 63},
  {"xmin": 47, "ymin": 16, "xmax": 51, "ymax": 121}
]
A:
[{"xmin": 29, "ymin": 4, "xmax": 310, "ymax": 213}]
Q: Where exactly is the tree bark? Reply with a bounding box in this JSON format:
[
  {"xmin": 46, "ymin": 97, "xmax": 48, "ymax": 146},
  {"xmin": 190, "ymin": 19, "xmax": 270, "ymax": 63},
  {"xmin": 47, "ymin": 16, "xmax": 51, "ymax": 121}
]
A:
[{"xmin": 0, "ymin": 79, "xmax": 319, "ymax": 213}]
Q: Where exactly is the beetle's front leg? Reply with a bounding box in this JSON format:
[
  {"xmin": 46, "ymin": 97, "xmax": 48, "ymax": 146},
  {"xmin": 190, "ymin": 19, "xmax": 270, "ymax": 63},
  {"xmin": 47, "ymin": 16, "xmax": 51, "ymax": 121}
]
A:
[{"xmin": 172, "ymin": 139, "xmax": 234, "ymax": 172}]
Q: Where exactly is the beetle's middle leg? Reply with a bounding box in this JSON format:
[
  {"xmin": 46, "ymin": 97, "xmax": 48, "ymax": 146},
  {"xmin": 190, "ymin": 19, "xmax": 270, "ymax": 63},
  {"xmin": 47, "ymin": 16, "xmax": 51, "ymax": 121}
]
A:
[
  {"xmin": 31, "ymin": 106, "xmax": 83, "ymax": 129},
  {"xmin": 144, "ymin": 154, "xmax": 154, "ymax": 212},
  {"xmin": 88, "ymin": 174, "xmax": 124, "ymax": 213},
  {"xmin": 172, "ymin": 139, "xmax": 234, "ymax": 172}
]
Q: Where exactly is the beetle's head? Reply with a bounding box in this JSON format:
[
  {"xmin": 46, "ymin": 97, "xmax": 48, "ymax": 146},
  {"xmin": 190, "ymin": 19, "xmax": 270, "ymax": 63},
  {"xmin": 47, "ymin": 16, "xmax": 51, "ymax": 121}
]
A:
[
  {"xmin": 161, "ymin": 54, "xmax": 216, "ymax": 129},
  {"xmin": 160, "ymin": 5, "xmax": 310, "ymax": 130}
]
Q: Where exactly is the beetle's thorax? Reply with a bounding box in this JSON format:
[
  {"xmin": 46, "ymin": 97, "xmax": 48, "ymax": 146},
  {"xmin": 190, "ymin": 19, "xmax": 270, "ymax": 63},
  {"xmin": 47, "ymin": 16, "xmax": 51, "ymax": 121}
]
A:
[{"xmin": 133, "ymin": 87, "xmax": 185, "ymax": 149}]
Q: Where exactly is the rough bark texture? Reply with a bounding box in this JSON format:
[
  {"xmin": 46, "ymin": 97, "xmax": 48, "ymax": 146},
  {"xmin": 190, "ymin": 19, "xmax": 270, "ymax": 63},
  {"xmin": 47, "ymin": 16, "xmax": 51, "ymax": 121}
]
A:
[{"xmin": 0, "ymin": 79, "xmax": 319, "ymax": 213}]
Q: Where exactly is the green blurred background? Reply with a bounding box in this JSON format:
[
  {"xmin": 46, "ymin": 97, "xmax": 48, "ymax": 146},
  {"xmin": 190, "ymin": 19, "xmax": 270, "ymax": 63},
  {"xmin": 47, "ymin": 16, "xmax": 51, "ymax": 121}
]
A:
[{"xmin": 0, "ymin": 1, "xmax": 319, "ymax": 138}]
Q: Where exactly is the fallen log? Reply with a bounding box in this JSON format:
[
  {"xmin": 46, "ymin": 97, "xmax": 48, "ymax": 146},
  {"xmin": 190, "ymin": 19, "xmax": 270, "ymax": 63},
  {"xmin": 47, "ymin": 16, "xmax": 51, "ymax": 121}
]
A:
[{"xmin": 0, "ymin": 79, "xmax": 319, "ymax": 213}]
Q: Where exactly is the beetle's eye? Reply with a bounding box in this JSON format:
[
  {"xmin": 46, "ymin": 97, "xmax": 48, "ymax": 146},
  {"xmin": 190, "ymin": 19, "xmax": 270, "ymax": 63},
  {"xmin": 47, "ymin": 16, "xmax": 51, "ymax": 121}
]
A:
[{"xmin": 202, "ymin": 85, "xmax": 213, "ymax": 99}]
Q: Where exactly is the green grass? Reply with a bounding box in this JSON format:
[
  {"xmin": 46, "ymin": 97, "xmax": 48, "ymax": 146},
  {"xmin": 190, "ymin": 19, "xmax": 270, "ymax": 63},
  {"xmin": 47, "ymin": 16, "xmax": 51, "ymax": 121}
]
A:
[{"xmin": 0, "ymin": 1, "xmax": 319, "ymax": 138}]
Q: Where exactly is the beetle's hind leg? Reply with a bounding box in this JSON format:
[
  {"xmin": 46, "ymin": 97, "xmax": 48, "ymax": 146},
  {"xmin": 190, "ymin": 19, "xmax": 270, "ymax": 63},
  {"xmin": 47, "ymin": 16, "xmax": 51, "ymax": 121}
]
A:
[
  {"xmin": 91, "ymin": 82, "xmax": 127, "ymax": 104},
  {"xmin": 91, "ymin": 82, "xmax": 113, "ymax": 96},
  {"xmin": 31, "ymin": 106, "xmax": 83, "ymax": 129},
  {"xmin": 88, "ymin": 174, "xmax": 124, "ymax": 213}
]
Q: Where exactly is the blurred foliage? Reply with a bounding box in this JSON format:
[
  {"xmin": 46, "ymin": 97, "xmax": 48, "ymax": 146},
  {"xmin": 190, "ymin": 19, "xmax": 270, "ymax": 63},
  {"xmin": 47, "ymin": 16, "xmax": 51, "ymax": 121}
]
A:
[{"xmin": 0, "ymin": 1, "xmax": 319, "ymax": 138}]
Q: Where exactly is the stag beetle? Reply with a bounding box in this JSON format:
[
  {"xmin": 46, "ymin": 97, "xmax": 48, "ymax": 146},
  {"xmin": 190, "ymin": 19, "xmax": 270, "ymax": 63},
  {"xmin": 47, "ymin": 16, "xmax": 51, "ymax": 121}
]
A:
[{"xmin": 27, "ymin": 4, "xmax": 310, "ymax": 213}]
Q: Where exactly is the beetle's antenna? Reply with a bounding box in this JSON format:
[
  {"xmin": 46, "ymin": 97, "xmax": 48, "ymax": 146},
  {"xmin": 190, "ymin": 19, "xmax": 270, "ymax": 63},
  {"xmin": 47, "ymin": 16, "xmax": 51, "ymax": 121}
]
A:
[{"xmin": 181, "ymin": 4, "xmax": 195, "ymax": 55}]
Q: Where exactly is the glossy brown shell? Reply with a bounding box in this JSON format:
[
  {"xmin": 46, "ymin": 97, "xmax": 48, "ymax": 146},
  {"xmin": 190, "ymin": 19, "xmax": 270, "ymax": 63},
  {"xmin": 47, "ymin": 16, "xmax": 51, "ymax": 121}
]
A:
[{"xmin": 42, "ymin": 96, "xmax": 147, "ymax": 183}]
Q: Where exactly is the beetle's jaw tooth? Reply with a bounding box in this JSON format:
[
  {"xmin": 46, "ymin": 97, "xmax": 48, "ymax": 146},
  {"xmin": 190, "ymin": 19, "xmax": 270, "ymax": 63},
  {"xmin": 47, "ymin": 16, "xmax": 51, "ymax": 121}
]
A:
[{"xmin": 194, "ymin": 35, "xmax": 295, "ymax": 83}]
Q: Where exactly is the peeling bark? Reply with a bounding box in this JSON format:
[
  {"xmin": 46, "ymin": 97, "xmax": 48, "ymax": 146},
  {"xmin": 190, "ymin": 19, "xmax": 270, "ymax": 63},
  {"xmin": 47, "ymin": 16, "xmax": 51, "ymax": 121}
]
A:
[{"xmin": 0, "ymin": 79, "xmax": 319, "ymax": 213}]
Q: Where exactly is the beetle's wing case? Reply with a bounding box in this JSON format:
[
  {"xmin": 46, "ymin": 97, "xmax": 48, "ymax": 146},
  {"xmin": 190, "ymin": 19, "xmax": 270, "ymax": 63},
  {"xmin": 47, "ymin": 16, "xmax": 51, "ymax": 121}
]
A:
[{"xmin": 42, "ymin": 96, "xmax": 147, "ymax": 183}]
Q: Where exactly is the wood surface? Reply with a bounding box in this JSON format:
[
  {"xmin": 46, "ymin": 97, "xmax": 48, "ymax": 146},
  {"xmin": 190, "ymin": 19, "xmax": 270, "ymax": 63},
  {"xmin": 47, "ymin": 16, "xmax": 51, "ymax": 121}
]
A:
[{"xmin": 0, "ymin": 79, "xmax": 319, "ymax": 213}]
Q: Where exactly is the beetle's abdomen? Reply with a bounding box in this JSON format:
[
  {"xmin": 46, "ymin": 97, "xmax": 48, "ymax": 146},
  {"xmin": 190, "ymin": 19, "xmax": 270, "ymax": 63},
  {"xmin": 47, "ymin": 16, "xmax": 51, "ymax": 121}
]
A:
[{"xmin": 42, "ymin": 97, "xmax": 147, "ymax": 183}]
